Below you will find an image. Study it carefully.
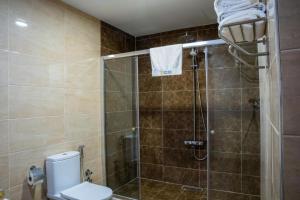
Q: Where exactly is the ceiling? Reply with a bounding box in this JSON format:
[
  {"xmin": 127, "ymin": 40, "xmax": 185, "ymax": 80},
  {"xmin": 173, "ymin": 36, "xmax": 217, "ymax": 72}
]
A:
[{"xmin": 62, "ymin": 0, "xmax": 217, "ymax": 36}]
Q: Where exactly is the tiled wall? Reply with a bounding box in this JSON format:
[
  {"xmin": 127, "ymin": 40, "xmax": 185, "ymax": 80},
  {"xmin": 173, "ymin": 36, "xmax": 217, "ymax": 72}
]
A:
[
  {"xmin": 136, "ymin": 26, "xmax": 261, "ymax": 199},
  {"xmin": 101, "ymin": 22, "xmax": 137, "ymax": 190},
  {"xmin": 101, "ymin": 21, "xmax": 135, "ymax": 56},
  {"xmin": 277, "ymin": 0, "xmax": 300, "ymax": 199},
  {"xmin": 136, "ymin": 25, "xmax": 218, "ymax": 188},
  {"xmin": 207, "ymin": 46, "xmax": 261, "ymax": 199},
  {"xmin": 0, "ymin": 0, "xmax": 101, "ymax": 199}
]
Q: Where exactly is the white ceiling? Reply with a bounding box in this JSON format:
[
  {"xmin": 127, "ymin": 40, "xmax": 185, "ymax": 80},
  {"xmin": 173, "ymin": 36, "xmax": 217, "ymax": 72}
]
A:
[{"xmin": 62, "ymin": 0, "xmax": 217, "ymax": 36}]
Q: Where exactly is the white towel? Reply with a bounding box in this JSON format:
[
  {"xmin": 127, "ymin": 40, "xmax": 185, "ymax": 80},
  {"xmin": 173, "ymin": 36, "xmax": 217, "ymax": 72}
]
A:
[
  {"xmin": 219, "ymin": 9, "xmax": 266, "ymax": 42},
  {"xmin": 150, "ymin": 44, "xmax": 183, "ymax": 77},
  {"xmin": 215, "ymin": 0, "xmax": 265, "ymax": 23}
]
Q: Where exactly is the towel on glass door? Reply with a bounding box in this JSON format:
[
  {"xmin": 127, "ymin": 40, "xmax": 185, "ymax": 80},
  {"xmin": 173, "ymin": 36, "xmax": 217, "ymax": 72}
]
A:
[{"xmin": 150, "ymin": 44, "xmax": 183, "ymax": 77}]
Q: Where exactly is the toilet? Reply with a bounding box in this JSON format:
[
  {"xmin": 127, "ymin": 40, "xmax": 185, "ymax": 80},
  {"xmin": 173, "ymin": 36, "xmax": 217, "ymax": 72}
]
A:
[{"xmin": 46, "ymin": 151, "xmax": 112, "ymax": 200}]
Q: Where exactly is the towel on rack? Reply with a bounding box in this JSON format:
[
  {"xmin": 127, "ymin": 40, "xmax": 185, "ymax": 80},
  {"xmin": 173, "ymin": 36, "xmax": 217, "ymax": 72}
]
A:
[
  {"xmin": 214, "ymin": 0, "xmax": 265, "ymax": 23},
  {"xmin": 214, "ymin": 0, "xmax": 266, "ymax": 42},
  {"xmin": 219, "ymin": 8, "xmax": 266, "ymax": 42},
  {"xmin": 150, "ymin": 44, "xmax": 183, "ymax": 77}
]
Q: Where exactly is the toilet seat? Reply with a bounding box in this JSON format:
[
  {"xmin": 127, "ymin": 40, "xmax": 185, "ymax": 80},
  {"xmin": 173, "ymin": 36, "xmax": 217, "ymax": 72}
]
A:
[{"xmin": 60, "ymin": 182, "xmax": 113, "ymax": 200}]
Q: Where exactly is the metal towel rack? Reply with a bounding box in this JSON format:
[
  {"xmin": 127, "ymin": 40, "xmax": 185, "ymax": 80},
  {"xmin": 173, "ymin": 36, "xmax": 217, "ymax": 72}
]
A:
[{"xmin": 218, "ymin": 17, "xmax": 269, "ymax": 69}]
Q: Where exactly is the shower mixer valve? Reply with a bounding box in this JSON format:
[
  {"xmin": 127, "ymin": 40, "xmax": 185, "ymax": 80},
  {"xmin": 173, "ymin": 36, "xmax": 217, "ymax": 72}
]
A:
[{"xmin": 184, "ymin": 140, "xmax": 205, "ymax": 149}]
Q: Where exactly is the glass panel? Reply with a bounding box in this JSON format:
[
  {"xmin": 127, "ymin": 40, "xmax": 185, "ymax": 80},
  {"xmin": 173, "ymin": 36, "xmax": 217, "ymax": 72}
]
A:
[
  {"xmin": 207, "ymin": 45, "xmax": 260, "ymax": 200},
  {"xmin": 104, "ymin": 57, "xmax": 140, "ymax": 199}
]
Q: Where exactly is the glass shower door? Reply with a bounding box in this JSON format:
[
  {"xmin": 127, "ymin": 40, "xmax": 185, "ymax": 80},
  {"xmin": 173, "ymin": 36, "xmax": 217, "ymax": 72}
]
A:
[
  {"xmin": 206, "ymin": 45, "xmax": 261, "ymax": 200},
  {"xmin": 103, "ymin": 57, "xmax": 140, "ymax": 199}
]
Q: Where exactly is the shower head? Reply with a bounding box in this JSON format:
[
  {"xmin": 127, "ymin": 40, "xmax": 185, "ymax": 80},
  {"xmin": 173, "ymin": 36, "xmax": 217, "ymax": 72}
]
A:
[{"xmin": 180, "ymin": 32, "xmax": 196, "ymax": 43}]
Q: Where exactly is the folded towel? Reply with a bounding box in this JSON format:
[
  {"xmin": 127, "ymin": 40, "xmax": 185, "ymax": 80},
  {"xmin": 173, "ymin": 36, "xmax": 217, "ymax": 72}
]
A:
[
  {"xmin": 214, "ymin": 0, "xmax": 252, "ymax": 23},
  {"xmin": 215, "ymin": 0, "xmax": 265, "ymax": 23},
  {"xmin": 219, "ymin": 9, "xmax": 266, "ymax": 42},
  {"xmin": 150, "ymin": 44, "xmax": 183, "ymax": 77}
]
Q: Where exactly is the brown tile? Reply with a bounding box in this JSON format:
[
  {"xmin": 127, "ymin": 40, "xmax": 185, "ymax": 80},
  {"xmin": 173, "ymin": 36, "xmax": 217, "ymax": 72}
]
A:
[
  {"xmin": 136, "ymin": 36, "xmax": 161, "ymax": 50},
  {"xmin": 163, "ymin": 166, "xmax": 200, "ymax": 187},
  {"xmin": 140, "ymin": 128, "xmax": 162, "ymax": 147},
  {"xmin": 241, "ymin": 67, "xmax": 259, "ymax": 88},
  {"xmin": 163, "ymin": 110, "xmax": 193, "ymax": 130},
  {"xmin": 140, "ymin": 146, "xmax": 163, "ymax": 164},
  {"xmin": 114, "ymin": 179, "xmax": 139, "ymax": 199},
  {"xmin": 207, "ymin": 46, "xmax": 236, "ymax": 69},
  {"xmin": 125, "ymin": 34, "xmax": 135, "ymax": 52},
  {"xmin": 242, "ymin": 111, "xmax": 260, "ymax": 132},
  {"xmin": 210, "ymin": 172, "xmax": 241, "ymax": 193},
  {"xmin": 163, "ymin": 148, "xmax": 200, "ymax": 169},
  {"xmin": 163, "ymin": 129, "xmax": 194, "ymax": 149},
  {"xmin": 105, "ymin": 91, "xmax": 127, "ymax": 112},
  {"xmin": 107, "ymin": 169, "xmax": 135, "ymax": 190},
  {"xmin": 105, "ymin": 111, "xmax": 133, "ymax": 132},
  {"xmin": 106, "ymin": 150, "xmax": 136, "ymax": 177},
  {"xmin": 101, "ymin": 46, "xmax": 118, "ymax": 56},
  {"xmin": 242, "ymin": 175, "xmax": 260, "ymax": 195},
  {"xmin": 207, "ymin": 67, "xmax": 241, "ymax": 89},
  {"xmin": 208, "ymin": 89, "xmax": 241, "ymax": 111},
  {"xmin": 141, "ymin": 163, "xmax": 163, "ymax": 181},
  {"xmin": 139, "ymin": 74, "xmax": 162, "ymax": 92},
  {"xmin": 197, "ymin": 28, "xmax": 218, "ymax": 41},
  {"xmin": 138, "ymin": 55, "xmax": 151, "ymax": 75},
  {"xmin": 210, "ymin": 110, "xmax": 241, "ymax": 131},
  {"xmin": 105, "ymin": 70, "xmax": 125, "ymax": 92},
  {"xmin": 163, "ymin": 91, "xmax": 193, "ymax": 111},
  {"xmin": 140, "ymin": 178, "xmax": 166, "ymax": 199},
  {"xmin": 210, "ymin": 131, "xmax": 241, "ymax": 153},
  {"xmin": 242, "ymin": 88, "xmax": 260, "ymax": 111},
  {"xmin": 283, "ymin": 135, "xmax": 300, "ymax": 200},
  {"xmin": 281, "ymin": 49, "xmax": 300, "ymax": 96},
  {"xmin": 101, "ymin": 21, "xmax": 126, "ymax": 53},
  {"xmin": 210, "ymin": 190, "xmax": 251, "ymax": 200},
  {"xmin": 283, "ymin": 95, "xmax": 300, "ymax": 134},
  {"xmin": 139, "ymin": 92, "xmax": 162, "ymax": 111},
  {"xmin": 278, "ymin": 0, "xmax": 300, "ymax": 50},
  {"xmin": 162, "ymin": 70, "xmax": 194, "ymax": 91},
  {"xmin": 242, "ymin": 154, "xmax": 260, "ymax": 176},
  {"xmin": 161, "ymin": 31, "xmax": 197, "ymax": 46},
  {"xmin": 140, "ymin": 110, "xmax": 162, "ymax": 129},
  {"xmin": 178, "ymin": 189, "xmax": 204, "ymax": 200},
  {"xmin": 242, "ymin": 132, "xmax": 260, "ymax": 154},
  {"xmin": 154, "ymin": 184, "xmax": 182, "ymax": 199},
  {"xmin": 106, "ymin": 130, "xmax": 136, "ymax": 155},
  {"xmin": 210, "ymin": 152, "xmax": 241, "ymax": 173}
]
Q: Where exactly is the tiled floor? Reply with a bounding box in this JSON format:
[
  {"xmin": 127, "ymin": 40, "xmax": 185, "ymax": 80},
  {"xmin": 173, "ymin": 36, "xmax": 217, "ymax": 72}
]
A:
[{"xmin": 113, "ymin": 178, "xmax": 206, "ymax": 200}]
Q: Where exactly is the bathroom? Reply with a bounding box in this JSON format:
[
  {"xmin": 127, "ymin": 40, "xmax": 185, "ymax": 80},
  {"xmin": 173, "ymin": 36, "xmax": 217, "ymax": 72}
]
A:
[{"xmin": 0, "ymin": 0, "xmax": 299, "ymax": 199}]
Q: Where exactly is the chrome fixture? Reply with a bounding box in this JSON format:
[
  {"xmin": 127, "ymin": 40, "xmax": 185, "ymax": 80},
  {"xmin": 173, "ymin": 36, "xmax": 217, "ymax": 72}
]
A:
[
  {"xmin": 188, "ymin": 45, "xmax": 207, "ymax": 161},
  {"xmin": 78, "ymin": 145, "xmax": 85, "ymax": 182},
  {"xmin": 85, "ymin": 169, "xmax": 93, "ymax": 183}
]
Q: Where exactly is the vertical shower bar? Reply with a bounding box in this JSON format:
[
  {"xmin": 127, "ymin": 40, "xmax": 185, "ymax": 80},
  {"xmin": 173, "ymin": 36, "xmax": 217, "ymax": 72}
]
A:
[{"xmin": 204, "ymin": 46, "xmax": 211, "ymax": 200}]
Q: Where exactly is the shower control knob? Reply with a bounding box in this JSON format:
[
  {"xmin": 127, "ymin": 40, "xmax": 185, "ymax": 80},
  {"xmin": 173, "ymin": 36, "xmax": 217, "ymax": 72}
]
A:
[{"xmin": 210, "ymin": 130, "xmax": 215, "ymax": 134}]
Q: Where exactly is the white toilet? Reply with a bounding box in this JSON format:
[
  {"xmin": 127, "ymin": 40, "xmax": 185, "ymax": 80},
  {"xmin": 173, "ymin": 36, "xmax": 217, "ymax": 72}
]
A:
[{"xmin": 46, "ymin": 151, "xmax": 113, "ymax": 200}]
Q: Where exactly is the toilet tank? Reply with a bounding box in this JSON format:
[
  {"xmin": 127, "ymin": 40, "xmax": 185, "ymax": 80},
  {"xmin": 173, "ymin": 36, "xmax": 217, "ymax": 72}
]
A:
[{"xmin": 46, "ymin": 151, "xmax": 80, "ymax": 198}]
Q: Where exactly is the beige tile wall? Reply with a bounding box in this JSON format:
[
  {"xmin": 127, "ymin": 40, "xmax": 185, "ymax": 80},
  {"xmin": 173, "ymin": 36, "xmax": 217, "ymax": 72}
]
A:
[{"xmin": 0, "ymin": 0, "xmax": 102, "ymax": 199}]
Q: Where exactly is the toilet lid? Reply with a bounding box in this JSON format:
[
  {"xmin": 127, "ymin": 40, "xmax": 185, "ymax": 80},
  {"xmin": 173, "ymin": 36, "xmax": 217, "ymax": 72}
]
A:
[{"xmin": 61, "ymin": 182, "xmax": 113, "ymax": 200}]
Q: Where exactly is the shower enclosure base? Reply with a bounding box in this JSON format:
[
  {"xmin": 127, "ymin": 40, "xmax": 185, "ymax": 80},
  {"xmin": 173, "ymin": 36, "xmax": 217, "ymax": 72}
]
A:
[{"xmin": 113, "ymin": 178, "xmax": 207, "ymax": 200}]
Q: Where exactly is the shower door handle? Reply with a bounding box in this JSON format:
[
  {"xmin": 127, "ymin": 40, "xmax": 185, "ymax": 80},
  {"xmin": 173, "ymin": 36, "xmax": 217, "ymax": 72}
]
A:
[{"xmin": 210, "ymin": 130, "xmax": 215, "ymax": 134}]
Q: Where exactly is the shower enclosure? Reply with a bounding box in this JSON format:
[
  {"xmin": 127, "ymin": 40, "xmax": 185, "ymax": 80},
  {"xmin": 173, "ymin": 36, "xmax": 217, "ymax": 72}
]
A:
[{"xmin": 102, "ymin": 40, "xmax": 261, "ymax": 200}]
